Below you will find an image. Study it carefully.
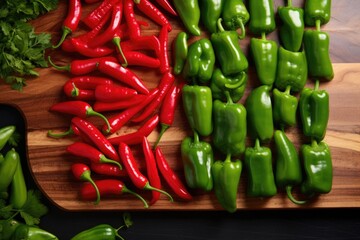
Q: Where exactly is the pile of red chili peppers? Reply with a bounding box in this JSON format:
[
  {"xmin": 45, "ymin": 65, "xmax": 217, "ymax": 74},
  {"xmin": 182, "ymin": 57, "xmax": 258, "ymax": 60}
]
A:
[{"xmin": 48, "ymin": 0, "xmax": 192, "ymax": 207}]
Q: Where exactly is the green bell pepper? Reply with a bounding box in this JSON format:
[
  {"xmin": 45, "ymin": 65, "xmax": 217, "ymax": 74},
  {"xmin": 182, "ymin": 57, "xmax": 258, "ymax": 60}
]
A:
[
  {"xmin": 0, "ymin": 219, "xmax": 21, "ymax": 240},
  {"xmin": 210, "ymin": 68, "xmax": 247, "ymax": 103},
  {"xmin": 245, "ymin": 85, "xmax": 274, "ymax": 143},
  {"xmin": 304, "ymin": 0, "xmax": 332, "ymax": 27},
  {"xmin": 182, "ymin": 85, "xmax": 213, "ymax": 137},
  {"xmin": 211, "ymin": 18, "xmax": 248, "ymax": 76},
  {"xmin": 213, "ymin": 91, "xmax": 247, "ymax": 157},
  {"xmin": 11, "ymin": 224, "xmax": 58, "ymax": 240},
  {"xmin": 199, "ymin": 0, "xmax": 224, "ymax": 33},
  {"xmin": 244, "ymin": 139, "xmax": 277, "ymax": 197},
  {"xmin": 70, "ymin": 224, "xmax": 123, "ymax": 240},
  {"xmin": 212, "ymin": 154, "xmax": 242, "ymax": 213},
  {"xmin": 173, "ymin": 0, "xmax": 201, "ymax": 36},
  {"xmin": 278, "ymin": 1, "xmax": 304, "ymax": 52},
  {"xmin": 181, "ymin": 132, "xmax": 214, "ymax": 191},
  {"xmin": 274, "ymin": 130, "xmax": 305, "ymax": 205},
  {"xmin": 0, "ymin": 125, "xmax": 16, "ymax": 151},
  {"xmin": 182, "ymin": 38, "xmax": 215, "ymax": 84},
  {"xmin": 275, "ymin": 46, "xmax": 308, "ymax": 93},
  {"xmin": 173, "ymin": 32, "xmax": 188, "ymax": 75},
  {"xmin": 303, "ymin": 29, "xmax": 334, "ymax": 81},
  {"xmin": 299, "ymin": 80, "xmax": 329, "ymax": 142},
  {"xmin": 250, "ymin": 33, "xmax": 278, "ymax": 86},
  {"xmin": 301, "ymin": 140, "xmax": 333, "ymax": 195},
  {"xmin": 273, "ymin": 86, "xmax": 298, "ymax": 129},
  {"xmin": 221, "ymin": 0, "xmax": 250, "ymax": 39},
  {"xmin": 0, "ymin": 148, "xmax": 20, "ymax": 192},
  {"xmin": 248, "ymin": 0, "xmax": 276, "ymax": 35}
]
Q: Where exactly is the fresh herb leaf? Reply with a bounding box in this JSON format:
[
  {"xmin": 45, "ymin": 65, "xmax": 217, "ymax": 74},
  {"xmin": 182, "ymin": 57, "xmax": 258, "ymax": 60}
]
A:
[
  {"xmin": 19, "ymin": 190, "xmax": 48, "ymax": 225},
  {"xmin": 0, "ymin": 200, "xmax": 13, "ymax": 219}
]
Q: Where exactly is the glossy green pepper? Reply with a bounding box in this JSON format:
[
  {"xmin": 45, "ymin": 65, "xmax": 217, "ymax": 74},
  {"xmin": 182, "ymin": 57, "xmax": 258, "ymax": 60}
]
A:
[
  {"xmin": 182, "ymin": 85, "xmax": 213, "ymax": 137},
  {"xmin": 274, "ymin": 130, "xmax": 305, "ymax": 205},
  {"xmin": 250, "ymin": 34, "xmax": 278, "ymax": 86},
  {"xmin": 70, "ymin": 224, "xmax": 123, "ymax": 240},
  {"xmin": 278, "ymin": 2, "xmax": 304, "ymax": 52},
  {"xmin": 275, "ymin": 47, "xmax": 308, "ymax": 93},
  {"xmin": 182, "ymin": 38, "xmax": 215, "ymax": 84},
  {"xmin": 212, "ymin": 154, "xmax": 242, "ymax": 213},
  {"xmin": 272, "ymin": 86, "xmax": 298, "ymax": 129},
  {"xmin": 213, "ymin": 91, "xmax": 247, "ymax": 157},
  {"xmin": 211, "ymin": 18, "xmax": 248, "ymax": 76},
  {"xmin": 244, "ymin": 139, "xmax": 277, "ymax": 197},
  {"xmin": 245, "ymin": 85, "xmax": 274, "ymax": 143},
  {"xmin": 0, "ymin": 148, "xmax": 20, "ymax": 192},
  {"xmin": 221, "ymin": 0, "xmax": 249, "ymax": 39},
  {"xmin": 181, "ymin": 132, "xmax": 214, "ymax": 191},
  {"xmin": 9, "ymin": 149, "xmax": 27, "ymax": 210},
  {"xmin": 210, "ymin": 68, "xmax": 247, "ymax": 103},
  {"xmin": 248, "ymin": 0, "xmax": 276, "ymax": 35},
  {"xmin": 199, "ymin": 0, "xmax": 224, "ymax": 33},
  {"xmin": 303, "ymin": 28, "xmax": 334, "ymax": 81},
  {"xmin": 0, "ymin": 219, "xmax": 21, "ymax": 240},
  {"xmin": 173, "ymin": 0, "xmax": 201, "ymax": 36},
  {"xmin": 173, "ymin": 32, "xmax": 188, "ymax": 75},
  {"xmin": 11, "ymin": 224, "xmax": 58, "ymax": 240},
  {"xmin": 301, "ymin": 140, "xmax": 333, "ymax": 195},
  {"xmin": 304, "ymin": 0, "xmax": 331, "ymax": 26},
  {"xmin": 299, "ymin": 80, "xmax": 329, "ymax": 142},
  {"xmin": 0, "ymin": 125, "xmax": 16, "ymax": 151}
]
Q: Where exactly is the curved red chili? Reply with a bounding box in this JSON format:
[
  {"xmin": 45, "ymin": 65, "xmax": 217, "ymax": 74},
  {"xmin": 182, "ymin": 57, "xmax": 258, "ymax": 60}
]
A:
[
  {"xmin": 108, "ymin": 114, "xmax": 159, "ymax": 145},
  {"xmin": 120, "ymin": 36, "xmax": 161, "ymax": 60},
  {"xmin": 93, "ymin": 94, "xmax": 147, "ymax": 113},
  {"xmin": 155, "ymin": 0, "xmax": 177, "ymax": 16},
  {"xmin": 90, "ymin": 162, "xmax": 127, "ymax": 177},
  {"xmin": 154, "ymin": 146, "xmax": 192, "ymax": 201},
  {"xmin": 71, "ymin": 38, "xmax": 114, "ymax": 58},
  {"xmin": 83, "ymin": 0, "xmax": 119, "ymax": 28},
  {"xmin": 131, "ymin": 71, "xmax": 175, "ymax": 123},
  {"xmin": 80, "ymin": 179, "xmax": 149, "ymax": 208},
  {"xmin": 67, "ymin": 142, "xmax": 122, "ymax": 170},
  {"xmin": 118, "ymin": 142, "xmax": 173, "ymax": 201},
  {"xmin": 49, "ymin": 101, "xmax": 111, "ymax": 131},
  {"xmin": 159, "ymin": 25, "xmax": 170, "ymax": 73},
  {"xmin": 103, "ymin": 88, "xmax": 159, "ymax": 134},
  {"xmin": 142, "ymin": 136, "xmax": 161, "ymax": 205},
  {"xmin": 97, "ymin": 60, "xmax": 149, "ymax": 95},
  {"xmin": 124, "ymin": 0, "xmax": 141, "ymax": 39},
  {"xmin": 117, "ymin": 51, "xmax": 161, "ymax": 69},
  {"xmin": 94, "ymin": 84, "xmax": 137, "ymax": 103},
  {"xmin": 71, "ymin": 117, "xmax": 119, "ymax": 161},
  {"xmin": 71, "ymin": 163, "xmax": 100, "ymax": 204},
  {"xmin": 53, "ymin": 0, "xmax": 82, "ymax": 48},
  {"xmin": 135, "ymin": 0, "xmax": 172, "ymax": 31}
]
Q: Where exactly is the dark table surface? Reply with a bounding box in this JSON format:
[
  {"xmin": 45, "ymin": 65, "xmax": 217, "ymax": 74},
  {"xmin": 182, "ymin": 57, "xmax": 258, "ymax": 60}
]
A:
[{"xmin": 1, "ymin": 104, "xmax": 360, "ymax": 240}]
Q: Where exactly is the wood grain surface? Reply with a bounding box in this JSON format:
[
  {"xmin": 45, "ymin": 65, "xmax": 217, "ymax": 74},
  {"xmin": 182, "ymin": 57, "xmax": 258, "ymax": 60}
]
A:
[{"xmin": 0, "ymin": 0, "xmax": 359, "ymax": 211}]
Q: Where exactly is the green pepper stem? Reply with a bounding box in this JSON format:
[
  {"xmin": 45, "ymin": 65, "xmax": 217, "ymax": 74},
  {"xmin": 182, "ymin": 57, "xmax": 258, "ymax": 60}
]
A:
[
  {"xmin": 123, "ymin": 186, "xmax": 149, "ymax": 209},
  {"xmin": 235, "ymin": 18, "xmax": 246, "ymax": 39},
  {"xmin": 315, "ymin": 19, "xmax": 321, "ymax": 31},
  {"xmin": 254, "ymin": 138, "xmax": 261, "ymax": 150},
  {"xmin": 261, "ymin": 32, "xmax": 267, "ymax": 40},
  {"xmin": 224, "ymin": 91, "xmax": 233, "ymax": 104},
  {"xmin": 193, "ymin": 131, "xmax": 200, "ymax": 144},
  {"xmin": 225, "ymin": 153, "xmax": 232, "ymax": 163},
  {"xmin": 113, "ymin": 37, "xmax": 128, "ymax": 67},
  {"xmin": 99, "ymin": 155, "xmax": 123, "ymax": 170},
  {"xmin": 286, "ymin": 186, "xmax": 307, "ymax": 205},
  {"xmin": 311, "ymin": 139, "xmax": 318, "ymax": 147},
  {"xmin": 48, "ymin": 56, "xmax": 70, "ymax": 72},
  {"xmin": 217, "ymin": 18, "xmax": 225, "ymax": 32},
  {"xmin": 224, "ymin": 72, "xmax": 246, "ymax": 89},
  {"xmin": 287, "ymin": 0, "xmax": 292, "ymax": 7},
  {"xmin": 285, "ymin": 85, "xmax": 292, "ymax": 95},
  {"xmin": 314, "ymin": 79, "xmax": 320, "ymax": 91}
]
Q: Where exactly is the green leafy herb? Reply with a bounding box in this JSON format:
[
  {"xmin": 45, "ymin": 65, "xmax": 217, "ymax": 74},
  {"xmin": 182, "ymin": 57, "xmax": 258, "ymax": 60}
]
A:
[{"xmin": 19, "ymin": 190, "xmax": 49, "ymax": 225}]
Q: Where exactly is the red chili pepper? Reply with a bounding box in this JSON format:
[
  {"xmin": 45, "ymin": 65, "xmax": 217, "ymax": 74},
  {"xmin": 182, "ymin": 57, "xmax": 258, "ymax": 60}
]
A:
[
  {"xmin": 131, "ymin": 71, "xmax": 175, "ymax": 123},
  {"xmin": 83, "ymin": 0, "xmax": 119, "ymax": 28},
  {"xmin": 84, "ymin": 0, "xmax": 101, "ymax": 3},
  {"xmin": 71, "ymin": 117, "xmax": 119, "ymax": 161},
  {"xmin": 124, "ymin": 0, "xmax": 141, "ymax": 39},
  {"xmin": 103, "ymin": 89, "xmax": 159, "ymax": 134},
  {"xmin": 154, "ymin": 146, "xmax": 192, "ymax": 201},
  {"xmin": 80, "ymin": 179, "xmax": 149, "ymax": 208},
  {"xmin": 48, "ymin": 56, "xmax": 117, "ymax": 75},
  {"xmin": 49, "ymin": 101, "xmax": 111, "ymax": 131},
  {"xmin": 108, "ymin": 114, "xmax": 159, "ymax": 145},
  {"xmin": 90, "ymin": 162, "xmax": 127, "ymax": 177},
  {"xmin": 71, "ymin": 163, "xmax": 100, "ymax": 204},
  {"xmin": 154, "ymin": 82, "xmax": 184, "ymax": 147},
  {"xmin": 120, "ymin": 36, "xmax": 161, "ymax": 60},
  {"xmin": 53, "ymin": 0, "xmax": 82, "ymax": 48},
  {"xmin": 89, "ymin": 2, "xmax": 123, "ymax": 48},
  {"xmin": 155, "ymin": 0, "xmax": 177, "ymax": 16},
  {"xmin": 142, "ymin": 136, "xmax": 161, "ymax": 205},
  {"xmin": 71, "ymin": 38, "xmax": 114, "ymax": 58},
  {"xmin": 159, "ymin": 25, "xmax": 170, "ymax": 73},
  {"xmin": 67, "ymin": 142, "xmax": 122, "ymax": 170},
  {"xmin": 97, "ymin": 60, "xmax": 149, "ymax": 95},
  {"xmin": 94, "ymin": 84, "xmax": 137, "ymax": 103},
  {"xmin": 117, "ymin": 51, "xmax": 160, "ymax": 69},
  {"xmin": 134, "ymin": 0, "xmax": 172, "ymax": 31},
  {"xmin": 118, "ymin": 142, "xmax": 173, "ymax": 201},
  {"xmin": 93, "ymin": 95, "xmax": 147, "ymax": 112},
  {"xmin": 64, "ymin": 83, "xmax": 96, "ymax": 101}
]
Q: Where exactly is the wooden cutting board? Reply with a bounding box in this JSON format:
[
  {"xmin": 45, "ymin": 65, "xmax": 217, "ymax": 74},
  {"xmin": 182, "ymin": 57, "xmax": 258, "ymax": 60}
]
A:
[{"xmin": 0, "ymin": 0, "xmax": 359, "ymax": 211}]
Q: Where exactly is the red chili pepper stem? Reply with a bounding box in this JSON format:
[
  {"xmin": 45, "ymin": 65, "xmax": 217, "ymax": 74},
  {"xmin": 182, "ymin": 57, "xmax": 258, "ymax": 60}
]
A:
[
  {"xmin": 112, "ymin": 37, "xmax": 128, "ymax": 67},
  {"xmin": 154, "ymin": 124, "xmax": 169, "ymax": 148},
  {"xmin": 48, "ymin": 56, "xmax": 70, "ymax": 72},
  {"xmin": 47, "ymin": 126, "xmax": 75, "ymax": 138},
  {"xmin": 53, "ymin": 27, "xmax": 72, "ymax": 49},
  {"xmin": 122, "ymin": 185, "xmax": 149, "ymax": 208},
  {"xmin": 99, "ymin": 155, "xmax": 123, "ymax": 170}
]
